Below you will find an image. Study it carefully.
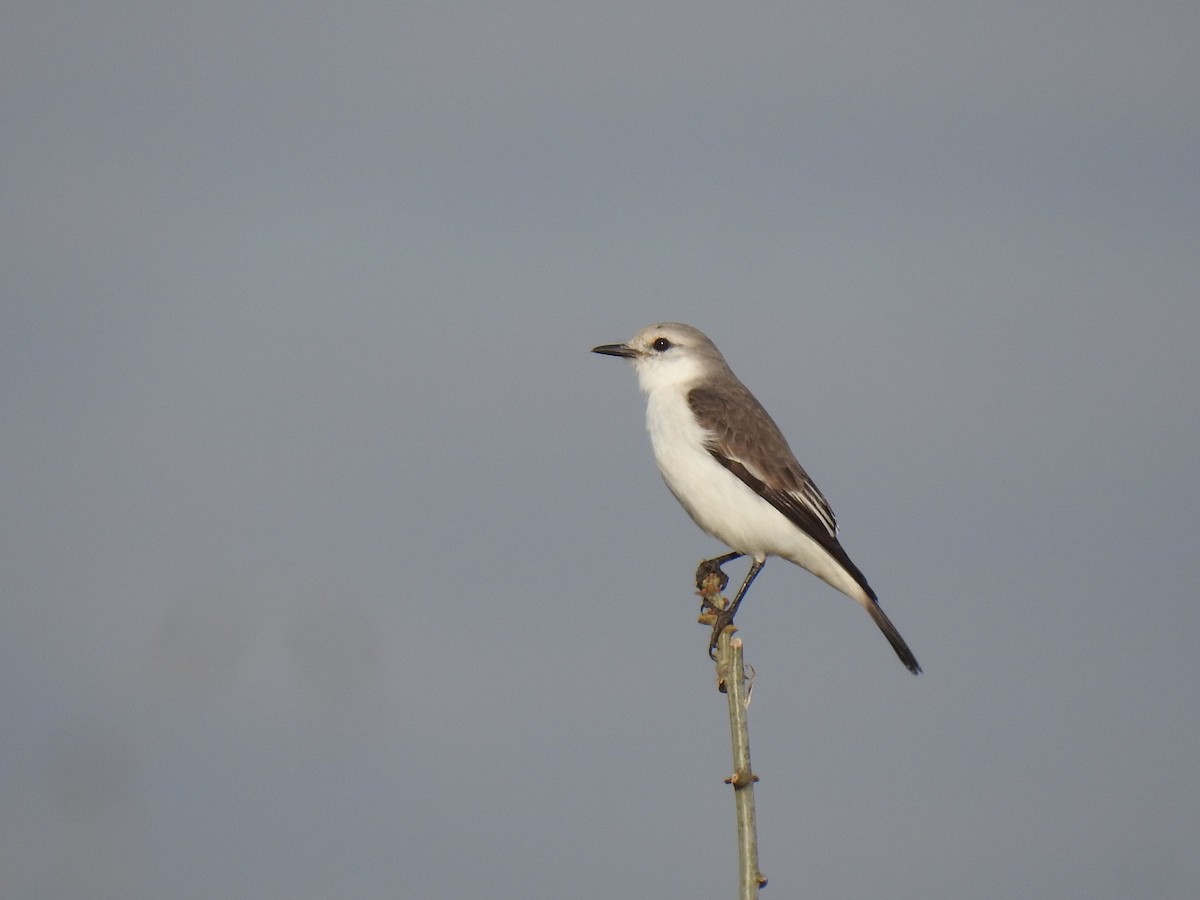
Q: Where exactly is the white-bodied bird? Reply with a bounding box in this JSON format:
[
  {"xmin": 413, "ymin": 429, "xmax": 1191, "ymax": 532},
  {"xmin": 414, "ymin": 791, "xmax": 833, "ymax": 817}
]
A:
[{"xmin": 593, "ymin": 322, "xmax": 920, "ymax": 674}]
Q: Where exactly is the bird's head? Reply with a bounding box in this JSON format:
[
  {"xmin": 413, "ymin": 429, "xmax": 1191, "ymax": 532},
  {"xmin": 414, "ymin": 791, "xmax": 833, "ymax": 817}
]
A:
[{"xmin": 592, "ymin": 322, "xmax": 726, "ymax": 395}]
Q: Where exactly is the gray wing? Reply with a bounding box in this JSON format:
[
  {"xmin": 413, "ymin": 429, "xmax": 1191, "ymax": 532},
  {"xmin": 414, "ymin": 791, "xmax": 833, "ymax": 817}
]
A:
[{"xmin": 688, "ymin": 384, "xmax": 877, "ymax": 602}]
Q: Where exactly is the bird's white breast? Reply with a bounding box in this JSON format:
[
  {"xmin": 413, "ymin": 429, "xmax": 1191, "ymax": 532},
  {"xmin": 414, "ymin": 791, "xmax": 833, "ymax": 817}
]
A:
[{"xmin": 644, "ymin": 387, "xmax": 803, "ymax": 559}]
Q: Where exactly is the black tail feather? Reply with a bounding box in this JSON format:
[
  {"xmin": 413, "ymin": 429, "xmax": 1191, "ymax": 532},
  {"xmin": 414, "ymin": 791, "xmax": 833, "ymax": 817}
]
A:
[{"xmin": 866, "ymin": 602, "xmax": 921, "ymax": 675}]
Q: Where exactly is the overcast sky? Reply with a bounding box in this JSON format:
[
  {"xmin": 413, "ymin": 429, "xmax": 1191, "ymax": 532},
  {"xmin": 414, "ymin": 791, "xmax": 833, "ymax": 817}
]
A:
[{"xmin": 3, "ymin": 2, "xmax": 1198, "ymax": 898}]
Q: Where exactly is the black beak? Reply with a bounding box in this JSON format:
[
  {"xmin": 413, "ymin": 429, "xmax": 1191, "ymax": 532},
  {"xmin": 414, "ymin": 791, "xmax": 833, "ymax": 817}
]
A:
[{"xmin": 591, "ymin": 343, "xmax": 637, "ymax": 359}]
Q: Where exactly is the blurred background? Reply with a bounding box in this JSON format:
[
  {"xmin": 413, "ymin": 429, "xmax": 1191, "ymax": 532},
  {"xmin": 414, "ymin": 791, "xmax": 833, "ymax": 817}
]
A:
[{"xmin": 3, "ymin": 2, "xmax": 1197, "ymax": 898}]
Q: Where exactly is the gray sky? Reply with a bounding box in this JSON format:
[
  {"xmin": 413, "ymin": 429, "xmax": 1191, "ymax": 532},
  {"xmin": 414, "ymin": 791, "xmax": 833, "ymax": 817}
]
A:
[{"xmin": 3, "ymin": 2, "xmax": 1198, "ymax": 898}]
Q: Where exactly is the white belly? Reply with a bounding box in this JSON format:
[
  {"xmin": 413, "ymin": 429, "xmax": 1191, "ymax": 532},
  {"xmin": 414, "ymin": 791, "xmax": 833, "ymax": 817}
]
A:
[{"xmin": 644, "ymin": 388, "xmax": 865, "ymax": 602}]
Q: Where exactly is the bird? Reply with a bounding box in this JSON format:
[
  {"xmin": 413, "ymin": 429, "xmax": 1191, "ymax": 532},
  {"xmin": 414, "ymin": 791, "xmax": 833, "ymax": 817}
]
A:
[{"xmin": 592, "ymin": 322, "xmax": 920, "ymax": 674}]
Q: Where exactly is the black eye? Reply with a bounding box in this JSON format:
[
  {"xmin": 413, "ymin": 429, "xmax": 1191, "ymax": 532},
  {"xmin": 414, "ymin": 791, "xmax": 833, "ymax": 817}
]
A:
[{"xmin": 652, "ymin": 337, "xmax": 672, "ymax": 352}]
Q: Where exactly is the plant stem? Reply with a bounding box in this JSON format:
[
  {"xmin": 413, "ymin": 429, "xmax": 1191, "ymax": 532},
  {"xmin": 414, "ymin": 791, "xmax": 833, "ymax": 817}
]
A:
[{"xmin": 702, "ymin": 574, "xmax": 767, "ymax": 897}]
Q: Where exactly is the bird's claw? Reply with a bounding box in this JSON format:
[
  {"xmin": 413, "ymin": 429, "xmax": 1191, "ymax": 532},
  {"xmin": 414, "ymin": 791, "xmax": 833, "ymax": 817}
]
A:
[
  {"xmin": 695, "ymin": 558, "xmax": 730, "ymax": 593},
  {"xmin": 707, "ymin": 610, "xmax": 736, "ymax": 658}
]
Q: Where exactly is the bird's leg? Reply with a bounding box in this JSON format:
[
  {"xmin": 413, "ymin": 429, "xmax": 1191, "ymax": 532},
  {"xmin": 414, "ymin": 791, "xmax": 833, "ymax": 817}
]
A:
[
  {"xmin": 708, "ymin": 558, "xmax": 765, "ymax": 658},
  {"xmin": 695, "ymin": 551, "xmax": 744, "ymax": 593}
]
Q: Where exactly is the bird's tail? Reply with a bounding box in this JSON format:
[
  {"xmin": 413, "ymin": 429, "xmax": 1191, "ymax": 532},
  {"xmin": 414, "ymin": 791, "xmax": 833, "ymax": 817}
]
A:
[{"xmin": 866, "ymin": 601, "xmax": 921, "ymax": 675}]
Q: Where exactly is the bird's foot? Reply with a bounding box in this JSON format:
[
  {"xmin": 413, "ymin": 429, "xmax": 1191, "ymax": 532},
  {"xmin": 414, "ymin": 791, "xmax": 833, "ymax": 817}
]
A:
[
  {"xmin": 707, "ymin": 608, "xmax": 737, "ymax": 659},
  {"xmin": 695, "ymin": 571, "xmax": 726, "ymax": 625},
  {"xmin": 694, "ymin": 557, "xmax": 731, "ymax": 593}
]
